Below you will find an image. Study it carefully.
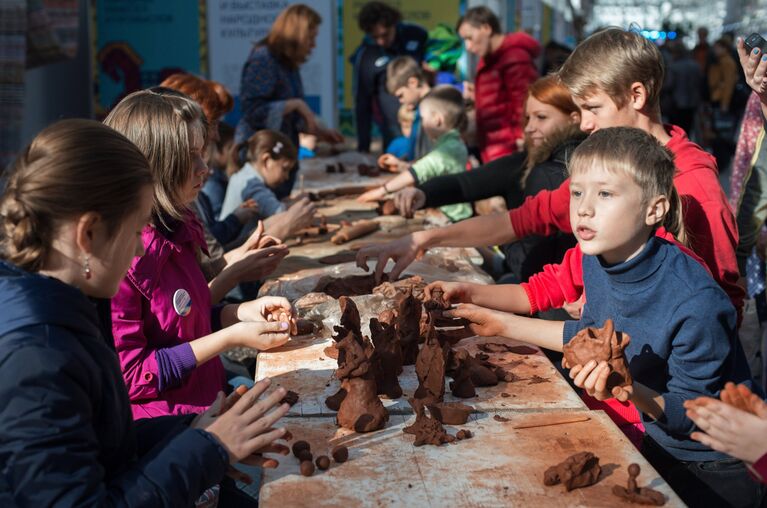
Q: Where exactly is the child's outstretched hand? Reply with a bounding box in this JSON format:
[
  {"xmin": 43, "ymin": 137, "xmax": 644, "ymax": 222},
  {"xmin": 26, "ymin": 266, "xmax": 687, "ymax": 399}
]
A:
[
  {"xmin": 446, "ymin": 303, "xmax": 508, "ymax": 337},
  {"xmin": 424, "ymin": 281, "xmax": 476, "ymax": 305},
  {"xmin": 377, "ymin": 154, "xmax": 407, "ymax": 173},
  {"xmin": 567, "ymin": 360, "xmax": 633, "ymax": 402},
  {"xmin": 357, "ymin": 186, "xmax": 388, "ymax": 203},
  {"xmin": 684, "ymin": 397, "xmax": 767, "ymax": 464}
]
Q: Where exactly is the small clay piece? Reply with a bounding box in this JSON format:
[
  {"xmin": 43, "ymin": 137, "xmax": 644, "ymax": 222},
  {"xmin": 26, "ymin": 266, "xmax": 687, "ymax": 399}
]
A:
[
  {"xmin": 283, "ymin": 430, "xmax": 294, "ymax": 441},
  {"xmin": 495, "ymin": 368, "xmax": 521, "ymax": 383},
  {"xmin": 563, "ymin": 319, "xmax": 632, "ymax": 391},
  {"xmin": 376, "ymin": 199, "xmax": 396, "ymax": 215},
  {"xmin": 292, "ymin": 440, "xmax": 310, "ymax": 458},
  {"xmin": 326, "ymin": 163, "xmax": 337, "ymax": 173},
  {"xmin": 332, "ymin": 445, "xmax": 349, "ymax": 463},
  {"xmin": 324, "ymin": 346, "xmax": 339, "ymax": 360},
  {"xmin": 337, "ymin": 162, "xmax": 347, "ymax": 173},
  {"xmin": 331, "ymin": 300, "xmax": 389, "ymax": 432},
  {"xmin": 294, "ymin": 319, "xmax": 316, "ymax": 336},
  {"xmin": 528, "ymin": 375, "xmax": 549, "ymax": 385},
  {"xmin": 612, "ymin": 463, "xmax": 666, "ymax": 505},
  {"xmin": 448, "ymin": 349, "xmax": 476, "ymax": 398},
  {"xmin": 297, "ymin": 450, "xmax": 313, "ymax": 463},
  {"xmin": 370, "ymin": 316, "xmax": 404, "ymax": 399},
  {"xmin": 280, "ymin": 390, "xmax": 299, "ymax": 406},
  {"xmin": 313, "ymin": 274, "xmax": 379, "ymax": 299},
  {"xmin": 424, "ymin": 288, "xmax": 450, "ymax": 312},
  {"xmin": 403, "ymin": 398, "xmax": 456, "ymax": 446},
  {"xmin": 493, "ymin": 415, "xmax": 510, "ymax": 422},
  {"xmin": 413, "ymin": 313, "xmax": 448, "ymax": 405},
  {"xmin": 358, "ymin": 163, "xmax": 380, "ymax": 177},
  {"xmin": 543, "ymin": 451, "xmax": 602, "ymax": 492},
  {"xmin": 300, "ymin": 460, "xmax": 316, "ymax": 477},
  {"xmin": 426, "ymin": 402, "xmax": 474, "ymax": 425},
  {"xmin": 450, "ymin": 349, "xmax": 500, "ymax": 388},
  {"xmin": 317, "ymin": 251, "xmax": 358, "ymax": 265},
  {"xmin": 331, "ymin": 219, "xmax": 379, "ymax": 245},
  {"xmin": 436, "ymin": 327, "xmax": 474, "ymax": 345},
  {"xmin": 397, "ymin": 288, "xmax": 423, "ymax": 365},
  {"xmin": 456, "ymin": 429, "xmax": 473, "ymax": 440},
  {"xmin": 315, "ymin": 455, "xmax": 331, "ymax": 470}
]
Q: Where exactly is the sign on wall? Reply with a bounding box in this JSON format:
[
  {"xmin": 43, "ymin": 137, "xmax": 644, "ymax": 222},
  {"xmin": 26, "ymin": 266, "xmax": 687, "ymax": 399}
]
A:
[{"xmin": 206, "ymin": 0, "xmax": 337, "ymax": 127}]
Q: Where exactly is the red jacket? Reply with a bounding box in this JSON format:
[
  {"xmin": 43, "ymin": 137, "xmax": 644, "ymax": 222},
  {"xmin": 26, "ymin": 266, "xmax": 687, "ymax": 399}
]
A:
[
  {"xmin": 474, "ymin": 32, "xmax": 540, "ymax": 163},
  {"xmin": 511, "ymin": 125, "xmax": 744, "ymax": 323}
]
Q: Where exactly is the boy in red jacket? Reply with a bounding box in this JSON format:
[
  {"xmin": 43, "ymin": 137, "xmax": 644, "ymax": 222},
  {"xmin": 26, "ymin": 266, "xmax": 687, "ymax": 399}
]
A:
[{"xmin": 357, "ymin": 28, "xmax": 743, "ymax": 325}]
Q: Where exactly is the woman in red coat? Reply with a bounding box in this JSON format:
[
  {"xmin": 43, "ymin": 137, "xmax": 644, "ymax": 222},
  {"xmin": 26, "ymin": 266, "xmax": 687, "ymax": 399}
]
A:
[{"xmin": 458, "ymin": 7, "xmax": 540, "ymax": 163}]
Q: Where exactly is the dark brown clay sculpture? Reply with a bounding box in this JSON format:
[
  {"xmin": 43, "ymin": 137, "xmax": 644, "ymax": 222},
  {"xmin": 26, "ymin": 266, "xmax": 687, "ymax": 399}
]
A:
[
  {"xmin": 403, "ymin": 398, "xmax": 455, "ymax": 446},
  {"xmin": 612, "ymin": 464, "xmax": 666, "ymax": 505},
  {"xmin": 396, "ymin": 288, "xmax": 423, "ymax": 365},
  {"xmin": 370, "ymin": 316, "xmax": 403, "ymax": 399},
  {"xmin": 413, "ymin": 314, "xmax": 448, "ymax": 405}
]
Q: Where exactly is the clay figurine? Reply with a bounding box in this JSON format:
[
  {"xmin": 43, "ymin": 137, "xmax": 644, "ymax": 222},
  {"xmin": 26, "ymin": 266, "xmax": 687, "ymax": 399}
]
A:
[
  {"xmin": 562, "ymin": 319, "xmax": 632, "ymax": 390},
  {"xmin": 413, "ymin": 313, "xmax": 448, "ymax": 405},
  {"xmin": 424, "ymin": 287, "xmax": 451, "ymax": 312},
  {"xmin": 612, "ymin": 463, "xmax": 666, "ymax": 505},
  {"xmin": 403, "ymin": 398, "xmax": 455, "ymax": 446},
  {"xmin": 396, "ymin": 288, "xmax": 423, "ymax": 365},
  {"xmin": 543, "ymin": 451, "xmax": 602, "ymax": 491},
  {"xmin": 370, "ymin": 316, "xmax": 404, "ymax": 399}
]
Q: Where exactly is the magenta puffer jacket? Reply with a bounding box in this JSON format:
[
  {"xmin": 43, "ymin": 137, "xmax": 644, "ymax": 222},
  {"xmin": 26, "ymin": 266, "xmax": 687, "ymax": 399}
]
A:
[{"xmin": 112, "ymin": 214, "xmax": 225, "ymax": 419}]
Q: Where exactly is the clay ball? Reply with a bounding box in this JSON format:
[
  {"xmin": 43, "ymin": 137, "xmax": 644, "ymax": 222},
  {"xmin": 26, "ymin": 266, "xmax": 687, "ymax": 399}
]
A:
[
  {"xmin": 297, "ymin": 450, "xmax": 313, "ymax": 462},
  {"xmin": 456, "ymin": 429, "xmax": 473, "ymax": 440},
  {"xmin": 628, "ymin": 463, "xmax": 640, "ymax": 476},
  {"xmin": 300, "ymin": 460, "xmax": 315, "ymax": 477},
  {"xmin": 332, "ymin": 445, "xmax": 349, "ymax": 463},
  {"xmin": 292, "ymin": 440, "xmax": 310, "ymax": 457},
  {"xmin": 315, "ymin": 455, "xmax": 331, "ymax": 470},
  {"xmin": 282, "ymin": 430, "xmax": 294, "ymax": 441}
]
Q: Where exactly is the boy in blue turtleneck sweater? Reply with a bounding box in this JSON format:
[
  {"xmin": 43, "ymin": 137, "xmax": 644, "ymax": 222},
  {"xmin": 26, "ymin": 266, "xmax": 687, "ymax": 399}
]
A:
[{"xmin": 442, "ymin": 127, "xmax": 764, "ymax": 507}]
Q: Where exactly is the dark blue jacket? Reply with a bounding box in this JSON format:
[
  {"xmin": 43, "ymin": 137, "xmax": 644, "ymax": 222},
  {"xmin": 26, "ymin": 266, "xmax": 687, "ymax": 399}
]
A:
[
  {"xmin": 563, "ymin": 237, "xmax": 760, "ymax": 461},
  {"xmin": 351, "ymin": 22, "xmax": 428, "ymax": 152},
  {"xmin": 0, "ymin": 261, "xmax": 229, "ymax": 506}
]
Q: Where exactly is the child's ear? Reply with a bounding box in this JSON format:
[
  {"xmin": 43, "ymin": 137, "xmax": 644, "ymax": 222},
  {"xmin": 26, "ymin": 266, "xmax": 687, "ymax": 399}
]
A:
[
  {"xmin": 407, "ymin": 77, "xmax": 420, "ymax": 89},
  {"xmin": 645, "ymin": 195, "xmax": 670, "ymax": 227},
  {"xmin": 259, "ymin": 151, "xmax": 271, "ymax": 167},
  {"xmin": 628, "ymin": 82, "xmax": 648, "ymax": 112},
  {"xmin": 570, "ymin": 111, "xmax": 581, "ymax": 125}
]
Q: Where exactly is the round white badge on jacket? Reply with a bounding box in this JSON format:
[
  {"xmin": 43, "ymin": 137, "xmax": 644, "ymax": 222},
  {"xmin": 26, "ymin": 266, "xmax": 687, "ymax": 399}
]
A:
[{"xmin": 173, "ymin": 289, "xmax": 192, "ymax": 317}]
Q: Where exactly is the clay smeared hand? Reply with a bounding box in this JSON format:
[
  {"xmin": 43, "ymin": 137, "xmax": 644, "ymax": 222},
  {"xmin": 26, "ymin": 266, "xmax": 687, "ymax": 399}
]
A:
[
  {"xmin": 357, "ymin": 186, "xmax": 387, "ymax": 203},
  {"xmin": 424, "ymin": 281, "xmax": 475, "ymax": 305},
  {"xmin": 203, "ymin": 378, "xmax": 290, "ymax": 465},
  {"xmin": 393, "ymin": 187, "xmax": 425, "ymax": 219},
  {"xmin": 238, "ymin": 296, "xmax": 294, "ymax": 324},
  {"xmin": 446, "ymin": 303, "xmax": 508, "ymax": 337},
  {"xmin": 355, "ymin": 233, "xmax": 426, "ymax": 283},
  {"xmin": 684, "ymin": 397, "xmax": 767, "ymax": 464},
  {"xmin": 568, "ymin": 360, "xmax": 633, "ymax": 402}
]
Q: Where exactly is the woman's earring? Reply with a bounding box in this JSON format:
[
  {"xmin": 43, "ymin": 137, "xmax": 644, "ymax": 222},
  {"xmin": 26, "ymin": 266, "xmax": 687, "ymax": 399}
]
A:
[{"xmin": 83, "ymin": 255, "xmax": 92, "ymax": 280}]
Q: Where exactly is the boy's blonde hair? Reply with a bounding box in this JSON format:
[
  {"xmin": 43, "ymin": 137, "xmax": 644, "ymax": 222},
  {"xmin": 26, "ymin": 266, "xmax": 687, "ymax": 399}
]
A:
[
  {"xmin": 558, "ymin": 28, "xmax": 664, "ymax": 113},
  {"xmin": 568, "ymin": 127, "xmax": 685, "ymax": 243},
  {"xmin": 420, "ymin": 85, "xmax": 468, "ymax": 132},
  {"xmin": 104, "ymin": 90, "xmax": 207, "ymax": 228},
  {"xmin": 386, "ymin": 56, "xmax": 428, "ymax": 95}
]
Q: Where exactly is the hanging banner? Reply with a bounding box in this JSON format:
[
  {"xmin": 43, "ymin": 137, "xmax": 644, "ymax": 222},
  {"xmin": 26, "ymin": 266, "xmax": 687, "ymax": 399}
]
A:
[
  {"xmin": 206, "ymin": 0, "xmax": 336, "ymax": 127},
  {"xmin": 92, "ymin": 0, "xmax": 204, "ymax": 117}
]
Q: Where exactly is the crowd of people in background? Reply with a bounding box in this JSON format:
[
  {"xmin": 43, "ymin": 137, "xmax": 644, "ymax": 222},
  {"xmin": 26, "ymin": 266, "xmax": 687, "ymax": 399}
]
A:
[{"xmin": 2, "ymin": 1, "xmax": 767, "ymax": 507}]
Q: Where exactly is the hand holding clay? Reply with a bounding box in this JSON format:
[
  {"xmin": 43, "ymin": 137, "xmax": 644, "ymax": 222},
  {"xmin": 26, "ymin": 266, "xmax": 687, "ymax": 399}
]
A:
[
  {"xmin": 238, "ymin": 296, "xmax": 294, "ymax": 324},
  {"xmin": 355, "ymin": 233, "xmax": 426, "ymax": 283},
  {"xmin": 425, "ymin": 281, "xmax": 475, "ymax": 305},
  {"xmin": 684, "ymin": 395, "xmax": 767, "ymax": 463},
  {"xmin": 228, "ymin": 320, "xmax": 291, "ymax": 351},
  {"xmin": 393, "ymin": 187, "xmax": 425, "ymax": 219},
  {"xmin": 377, "ymin": 153, "xmax": 407, "ymax": 173},
  {"xmin": 446, "ymin": 303, "xmax": 508, "ymax": 338},
  {"xmin": 568, "ymin": 360, "xmax": 633, "ymax": 402},
  {"xmin": 203, "ymin": 378, "xmax": 291, "ymax": 465},
  {"xmin": 357, "ymin": 186, "xmax": 388, "ymax": 203},
  {"xmin": 562, "ymin": 319, "xmax": 632, "ymax": 393}
]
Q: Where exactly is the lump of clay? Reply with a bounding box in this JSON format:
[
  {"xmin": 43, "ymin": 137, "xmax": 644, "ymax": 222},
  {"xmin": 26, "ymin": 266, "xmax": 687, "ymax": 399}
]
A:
[
  {"xmin": 563, "ymin": 319, "xmax": 632, "ymax": 391},
  {"xmin": 315, "ymin": 455, "xmax": 330, "ymax": 470},
  {"xmin": 370, "ymin": 316, "xmax": 404, "ymax": 399},
  {"xmin": 456, "ymin": 429, "xmax": 473, "ymax": 440},
  {"xmin": 358, "ymin": 163, "xmax": 380, "ymax": 177},
  {"xmin": 280, "ymin": 390, "xmax": 299, "ymax": 406},
  {"xmin": 543, "ymin": 451, "xmax": 602, "ymax": 491},
  {"xmin": 448, "ymin": 349, "xmax": 476, "ymax": 398},
  {"xmin": 426, "ymin": 402, "xmax": 474, "ymax": 425},
  {"xmin": 452, "ymin": 349, "xmax": 499, "ymax": 388},
  {"xmin": 293, "ymin": 319, "xmax": 316, "ymax": 336},
  {"xmin": 424, "ymin": 287, "xmax": 450, "ymax": 312},
  {"xmin": 396, "ymin": 288, "xmax": 423, "ymax": 365},
  {"xmin": 376, "ymin": 199, "xmax": 396, "ymax": 215},
  {"xmin": 313, "ymin": 274, "xmax": 380, "ymax": 299},
  {"xmin": 403, "ymin": 398, "xmax": 455, "ymax": 446},
  {"xmin": 612, "ymin": 464, "xmax": 665, "ymax": 505},
  {"xmin": 333, "ymin": 327, "xmax": 389, "ymax": 433},
  {"xmin": 300, "ymin": 460, "xmax": 315, "ymax": 477},
  {"xmin": 292, "ymin": 440, "xmax": 310, "ymax": 458},
  {"xmin": 332, "ymin": 445, "xmax": 348, "ymax": 463},
  {"xmin": 326, "ymin": 163, "xmax": 337, "ymax": 173},
  {"xmin": 436, "ymin": 327, "xmax": 474, "ymax": 345},
  {"xmin": 413, "ymin": 313, "xmax": 448, "ymax": 405},
  {"xmin": 331, "ymin": 219, "xmax": 379, "ymax": 245},
  {"xmin": 372, "ymin": 275, "xmax": 426, "ymax": 301}
]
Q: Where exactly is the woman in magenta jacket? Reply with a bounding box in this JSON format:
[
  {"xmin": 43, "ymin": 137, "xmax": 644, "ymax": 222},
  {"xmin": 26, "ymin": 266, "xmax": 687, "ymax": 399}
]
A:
[
  {"xmin": 458, "ymin": 6, "xmax": 540, "ymax": 163},
  {"xmin": 106, "ymin": 89, "xmax": 295, "ymax": 419}
]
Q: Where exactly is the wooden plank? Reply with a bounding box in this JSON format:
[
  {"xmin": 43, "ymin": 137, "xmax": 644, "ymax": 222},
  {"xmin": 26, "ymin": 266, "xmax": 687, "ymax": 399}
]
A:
[
  {"xmin": 256, "ymin": 334, "xmax": 586, "ymax": 417},
  {"xmin": 259, "ymin": 410, "xmax": 683, "ymax": 507}
]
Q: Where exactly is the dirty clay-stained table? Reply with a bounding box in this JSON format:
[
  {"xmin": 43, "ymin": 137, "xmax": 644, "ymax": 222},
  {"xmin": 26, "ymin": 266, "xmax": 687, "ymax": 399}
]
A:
[
  {"xmin": 259, "ymin": 411, "xmax": 684, "ymax": 507},
  {"xmin": 253, "ymin": 166, "xmax": 682, "ymax": 506}
]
